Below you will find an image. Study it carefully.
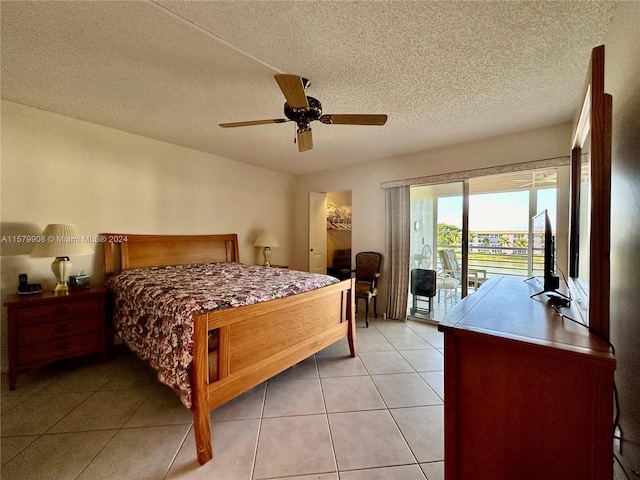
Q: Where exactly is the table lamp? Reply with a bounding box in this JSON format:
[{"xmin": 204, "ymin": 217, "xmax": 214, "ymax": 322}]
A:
[
  {"xmin": 254, "ymin": 229, "xmax": 279, "ymax": 267},
  {"xmin": 30, "ymin": 224, "xmax": 93, "ymax": 294}
]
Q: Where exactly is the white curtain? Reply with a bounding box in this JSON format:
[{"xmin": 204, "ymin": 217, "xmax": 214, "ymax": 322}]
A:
[{"xmin": 385, "ymin": 186, "xmax": 411, "ymax": 321}]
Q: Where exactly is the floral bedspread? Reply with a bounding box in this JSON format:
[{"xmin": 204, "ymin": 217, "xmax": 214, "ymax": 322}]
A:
[{"xmin": 105, "ymin": 262, "xmax": 339, "ymax": 408}]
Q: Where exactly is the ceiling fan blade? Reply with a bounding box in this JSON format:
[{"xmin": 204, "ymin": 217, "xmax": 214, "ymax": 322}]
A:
[
  {"xmin": 297, "ymin": 128, "xmax": 313, "ymax": 152},
  {"xmin": 319, "ymin": 114, "xmax": 388, "ymax": 126},
  {"xmin": 274, "ymin": 74, "xmax": 309, "ymax": 109},
  {"xmin": 219, "ymin": 118, "xmax": 289, "ymax": 128}
]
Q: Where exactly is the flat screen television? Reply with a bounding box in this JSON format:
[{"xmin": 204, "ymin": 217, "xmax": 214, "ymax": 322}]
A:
[{"xmin": 531, "ymin": 210, "xmax": 560, "ymax": 294}]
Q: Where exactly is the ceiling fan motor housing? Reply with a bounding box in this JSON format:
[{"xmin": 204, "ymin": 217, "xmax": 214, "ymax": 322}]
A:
[{"xmin": 284, "ymin": 96, "xmax": 322, "ymax": 127}]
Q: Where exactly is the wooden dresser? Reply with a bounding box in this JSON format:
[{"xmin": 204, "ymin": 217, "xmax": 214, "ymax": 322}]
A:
[
  {"xmin": 4, "ymin": 286, "xmax": 107, "ymax": 390},
  {"xmin": 438, "ymin": 276, "xmax": 616, "ymax": 480}
]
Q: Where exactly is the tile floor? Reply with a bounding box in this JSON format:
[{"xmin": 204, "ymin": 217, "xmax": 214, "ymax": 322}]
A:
[{"xmin": 1, "ymin": 314, "xmax": 445, "ymax": 480}]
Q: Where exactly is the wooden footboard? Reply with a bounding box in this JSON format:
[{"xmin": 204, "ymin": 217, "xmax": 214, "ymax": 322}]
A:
[{"xmin": 192, "ymin": 277, "xmax": 356, "ymax": 465}]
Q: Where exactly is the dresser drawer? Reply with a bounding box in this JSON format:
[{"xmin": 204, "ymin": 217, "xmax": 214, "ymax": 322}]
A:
[
  {"xmin": 18, "ymin": 315, "xmax": 98, "ymax": 346},
  {"xmin": 18, "ymin": 332, "xmax": 99, "ymax": 367},
  {"xmin": 16, "ymin": 298, "xmax": 99, "ymax": 326}
]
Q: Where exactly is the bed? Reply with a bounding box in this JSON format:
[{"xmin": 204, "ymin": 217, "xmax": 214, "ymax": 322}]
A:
[{"xmin": 102, "ymin": 233, "xmax": 356, "ymax": 465}]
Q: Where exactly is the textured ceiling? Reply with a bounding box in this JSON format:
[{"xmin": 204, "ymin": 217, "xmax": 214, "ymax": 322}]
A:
[{"xmin": 1, "ymin": 1, "xmax": 619, "ymax": 176}]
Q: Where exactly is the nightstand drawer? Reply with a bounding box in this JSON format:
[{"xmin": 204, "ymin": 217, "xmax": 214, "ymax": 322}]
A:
[
  {"xmin": 16, "ymin": 298, "xmax": 99, "ymax": 326},
  {"xmin": 18, "ymin": 315, "xmax": 98, "ymax": 346},
  {"xmin": 18, "ymin": 332, "xmax": 99, "ymax": 367}
]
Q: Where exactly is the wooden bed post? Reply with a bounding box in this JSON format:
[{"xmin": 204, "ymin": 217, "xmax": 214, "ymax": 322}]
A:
[
  {"xmin": 191, "ymin": 314, "xmax": 213, "ymax": 465},
  {"xmin": 347, "ymin": 278, "xmax": 357, "ymax": 357}
]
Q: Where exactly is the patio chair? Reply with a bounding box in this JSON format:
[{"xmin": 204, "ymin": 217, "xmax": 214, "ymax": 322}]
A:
[{"xmin": 438, "ymin": 249, "xmax": 487, "ymax": 291}]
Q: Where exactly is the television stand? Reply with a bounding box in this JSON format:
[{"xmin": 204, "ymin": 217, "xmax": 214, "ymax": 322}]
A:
[{"xmin": 438, "ymin": 275, "xmax": 615, "ymax": 480}]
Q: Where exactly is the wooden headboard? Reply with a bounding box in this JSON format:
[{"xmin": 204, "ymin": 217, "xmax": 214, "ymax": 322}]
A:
[{"xmin": 102, "ymin": 233, "xmax": 239, "ymax": 278}]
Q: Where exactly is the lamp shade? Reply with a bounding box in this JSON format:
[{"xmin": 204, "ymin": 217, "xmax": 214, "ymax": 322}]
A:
[
  {"xmin": 30, "ymin": 224, "xmax": 93, "ymax": 257},
  {"xmin": 254, "ymin": 229, "xmax": 280, "ymax": 248}
]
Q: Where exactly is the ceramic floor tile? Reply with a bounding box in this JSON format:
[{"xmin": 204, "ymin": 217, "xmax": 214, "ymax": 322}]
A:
[
  {"xmin": 383, "ymin": 333, "xmax": 432, "ymax": 350},
  {"xmin": 1, "ymin": 392, "xmax": 91, "ymax": 436},
  {"xmin": 209, "ymin": 382, "xmax": 266, "ymax": 422},
  {"xmin": 49, "ymin": 388, "xmax": 153, "ymax": 433},
  {"xmin": 420, "ymin": 371, "xmax": 444, "ymax": 401},
  {"xmin": 421, "ymin": 461, "xmax": 445, "ymax": 480},
  {"xmin": 371, "ymin": 373, "xmax": 442, "ymax": 408},
  {"xmin": 358, "ymin": 351, "xmax": 415, "ymax": 375},
  {"xmin": 38, "ymin": 357, "xmax": 127, "ymax": 394},
  {"xmin": 368, "ymin": 320, "xmax": 414, "ymax": 335},
  {"xmin": 391, "ymin": 406, "xmax": 444, "ymax": 463},
  {"xmin": 328, "ymin": 409, "xmax": 415, "ymax": 471},
  {"xmin": 0, "ymin": 394, "xmax": 29, "ymax": 413},
  {"xmin": 267, "ymin": 475, "xmax": 338, "ymax": 480},
  {"xmin": 0, "ymin": 317, "xmax": 452, "ymax": 479},
  {"xmin": 405, "ymin": 321, "xmax": 439, "ymax": 334},
  {"xmin": 165, "ymin": 420, "xmax": 260, "ymax": 480},
  {"xmin": 99, "ymin": 359, "xmax": 159, "ymax": 390},
  {"xmin": 253, "ymin": 414, "xmax": 336, "ymax": 479},
  {"xmin": 1, "ymin": 435, "xmax": 38, "ymax": 466},
  {"xmin": 321, "ymin": 375, "xmax": 386, "ymax": 413},
  {"xmin": 316, "ymin": 354, "xmax": 368, "ymax": 377},
  {"xmin": 263, "ymin": 378, "xmax": 325, "ymax": 417},
  {"xmin": 271, "ymin": 355, "xmax": 319, "ymax": 381},
  {"xmin": 398, "ymin": 349, "xmax": 444, "ymax": 372},
  {"xmin": 354, "ymin": 333, "xmax": 396, "ymax": 352},
  {"xmin": 1, "ymin": 367, "xmax": 64, "ymax": 396},
  {"xmin": 419, "ymin": 331, "xmax": 445, "ymax": 349},
  {"xmin": 77, "ymin": 424, "xmax": 191, "ymax": 480},
  {"xmin": 339, "ymin": 465, "xmax": 427, "ymax": 479},
  {"xmin": 124, "ymin": 384, "xmax": 194, "ymax": 427},
  {"xmin": 317, "ymin": 337, "xmax": 352, "ymax": 355},
  {"xmin": 0, "ymin": 430, "xmax": 116, "ymax": 480}
]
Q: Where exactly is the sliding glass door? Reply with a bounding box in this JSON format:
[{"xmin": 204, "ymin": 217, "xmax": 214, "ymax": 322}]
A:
[
  {"xmin": 409, "ymin": 182, "xmax": 464, "ymax": 320},
  {"xmin": 408, "ymin": 169, "xmax": 557, "ymax": 322}
]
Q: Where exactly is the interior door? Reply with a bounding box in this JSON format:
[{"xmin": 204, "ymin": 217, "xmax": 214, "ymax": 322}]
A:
[{"xmin": 309, "ymin": 192, "xmax": 327, "ymax": 274}]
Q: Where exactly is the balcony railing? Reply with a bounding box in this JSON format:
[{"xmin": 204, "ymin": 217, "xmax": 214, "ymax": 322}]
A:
[{"xmin": 435, "ymin": 244, "xmax": 543, "ymax": 278}]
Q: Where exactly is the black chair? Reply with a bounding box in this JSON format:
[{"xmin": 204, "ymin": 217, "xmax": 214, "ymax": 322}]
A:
[
  {"xmin": 354, "ymin": 252, "xmax": 382, "ymax": 327},
  {"xmin": 410, "ymin": 268, "xmax": 437, "ymax": 315},
  {"xmin": 327, "ymin": 248, "xmax": 352, "ymax": 280}
]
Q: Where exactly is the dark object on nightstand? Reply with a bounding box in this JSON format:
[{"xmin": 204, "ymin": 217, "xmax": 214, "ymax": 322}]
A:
[
  {"xmin": 3, "ymin": 286, "xmax": 107, "ymax": 390},
  {"xmin": 69, "ymin": 274, "xmax": 90, "ymax": 290},
  {"xmin": 17, "ymin": 273, "xmax": 42, "ymax": 295}
]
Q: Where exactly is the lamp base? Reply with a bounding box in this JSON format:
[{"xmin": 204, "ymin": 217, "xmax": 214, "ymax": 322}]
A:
[
  {"xmin": 53, "ymin": 281, "xmax": 70, "ymax": 296},
  {"xmin": 51, "ymin": 256, "xmax": 71, "ymax": 295},
  {"xmin": 263, "ymin": 246, "xmax": 272, "ymax": 267}
]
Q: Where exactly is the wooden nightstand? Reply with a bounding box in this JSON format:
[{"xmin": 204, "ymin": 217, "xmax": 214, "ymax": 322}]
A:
[{"xmin": 4, "ymin": 286, "xmax": 107, "ymax": 390}]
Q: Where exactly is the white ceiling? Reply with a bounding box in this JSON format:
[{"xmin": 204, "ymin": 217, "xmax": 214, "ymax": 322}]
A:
[{"xmin": 1, "ymin": 1, "xmax": 619, "ymax": 176}]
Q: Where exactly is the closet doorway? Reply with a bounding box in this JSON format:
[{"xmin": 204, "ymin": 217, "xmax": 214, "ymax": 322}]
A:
[{"xmin": 308, "ymin": 191, "xmax": 352, "ymax": 277}]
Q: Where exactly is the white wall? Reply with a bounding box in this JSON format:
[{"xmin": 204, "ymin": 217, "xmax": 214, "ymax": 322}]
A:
[
  {"xmin": 294, "ymin": 121, "xmax": 573, "ymax": 312},
  {"xmin": 604, "ymin": 1, "xmax": 640, "ymax": 473},
  {"xmin": 1, "ymin": 100, "xmax": 295, "ymax": 368}
]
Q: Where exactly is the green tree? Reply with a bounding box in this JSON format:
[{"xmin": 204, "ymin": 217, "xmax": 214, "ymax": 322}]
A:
[
  {"xmin": 514, "ymin": 237, "xmax": 528, "ymax": 248},
  {"xmin": 498, "ymin": 236, "xmax": 511, "ymax": 247},
  {"xmin": 437, "ymin": 223, "xmax": 461, "ymax": 246}
]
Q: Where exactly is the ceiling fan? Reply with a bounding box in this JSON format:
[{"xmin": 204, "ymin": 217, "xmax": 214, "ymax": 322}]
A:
[{"xmin": 219, "ymin": 74, "xmax": 388, "ymax": 152}]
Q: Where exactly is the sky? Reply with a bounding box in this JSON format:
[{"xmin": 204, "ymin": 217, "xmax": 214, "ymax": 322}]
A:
[{"xmin": 438, "ymin": 189, "xmax": 557, "ymax": 232}]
